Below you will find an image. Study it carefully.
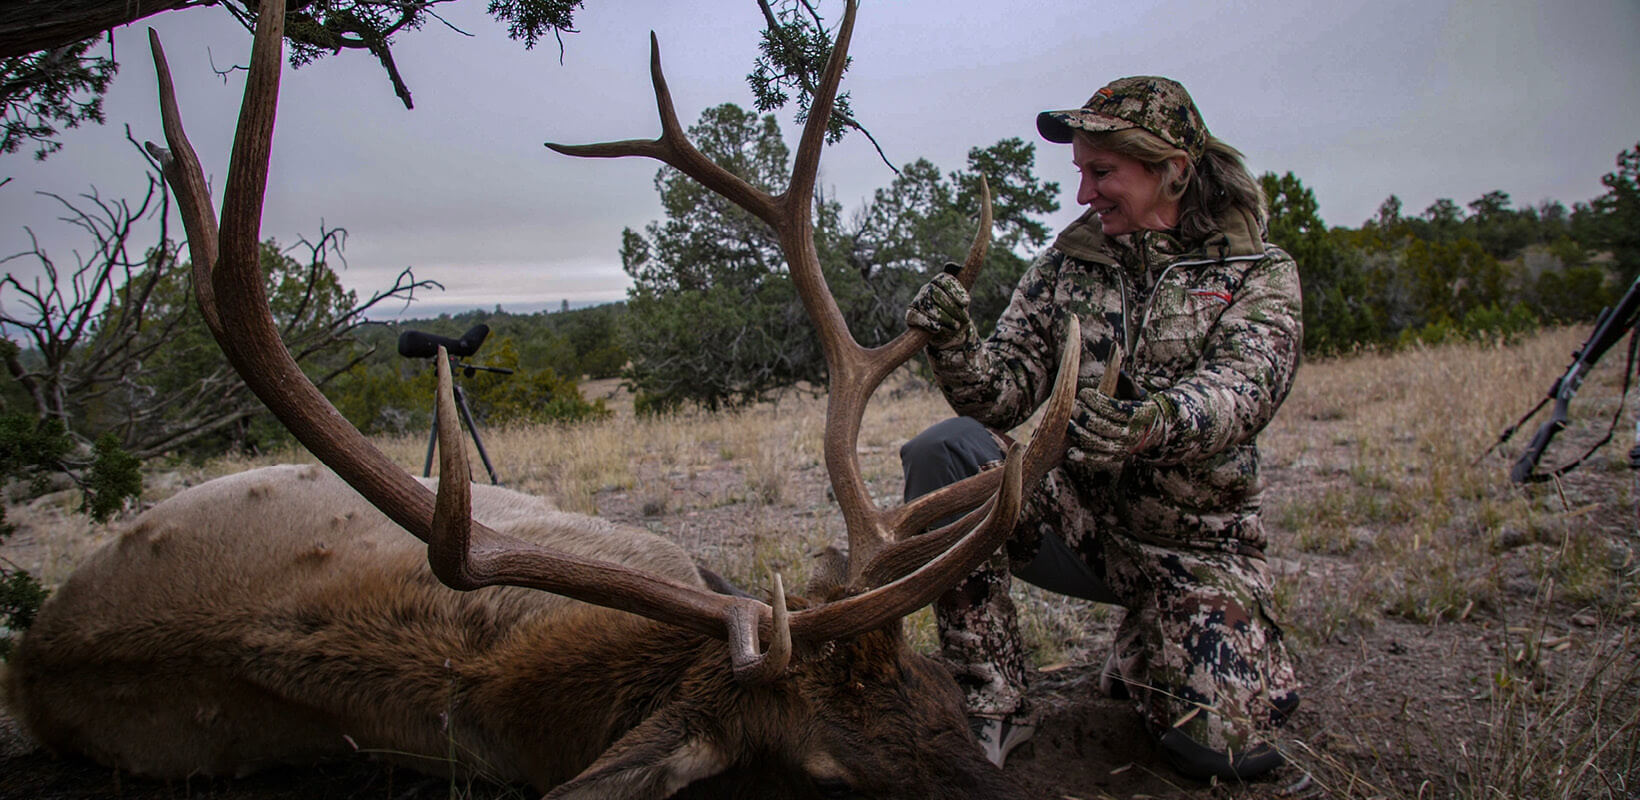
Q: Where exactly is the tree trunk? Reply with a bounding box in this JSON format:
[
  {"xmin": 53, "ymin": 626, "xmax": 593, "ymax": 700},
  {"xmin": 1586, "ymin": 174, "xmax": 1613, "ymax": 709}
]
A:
[{"xmin": 0, "ymin": 0, "xmax": 201, "ymax": 59}]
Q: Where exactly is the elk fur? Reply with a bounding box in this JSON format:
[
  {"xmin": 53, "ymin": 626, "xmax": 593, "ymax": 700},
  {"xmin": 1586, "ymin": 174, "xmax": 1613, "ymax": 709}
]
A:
[{"xmin": 3, "ymin": 464, "xmax": 1019, "ymax": 798}]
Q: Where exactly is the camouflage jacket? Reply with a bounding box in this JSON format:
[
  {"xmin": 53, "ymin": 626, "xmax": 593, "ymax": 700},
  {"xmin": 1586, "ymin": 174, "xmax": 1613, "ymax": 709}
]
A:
[{"xmin": 928, "ymin": 206, "xmax": 1302, "ymax": 553}]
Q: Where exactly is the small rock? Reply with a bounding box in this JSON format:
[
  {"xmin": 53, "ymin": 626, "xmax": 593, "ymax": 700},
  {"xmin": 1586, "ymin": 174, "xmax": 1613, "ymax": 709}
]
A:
[{"xmin": 1494, "ymin": 526, "xmax": 1529, "ymax": 550}]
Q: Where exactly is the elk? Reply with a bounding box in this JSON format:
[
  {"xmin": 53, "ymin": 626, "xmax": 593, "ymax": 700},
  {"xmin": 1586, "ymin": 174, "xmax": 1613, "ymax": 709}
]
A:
[{"xmin": 3, "ymin": 1, "xmax": 1085, "ymax": 797}]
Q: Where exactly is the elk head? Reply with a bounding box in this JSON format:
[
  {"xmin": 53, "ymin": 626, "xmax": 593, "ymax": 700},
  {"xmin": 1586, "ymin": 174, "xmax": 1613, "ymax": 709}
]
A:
[{"xmin": 142, "ymin": 0, "xmax": 1080, "ymax": 796}]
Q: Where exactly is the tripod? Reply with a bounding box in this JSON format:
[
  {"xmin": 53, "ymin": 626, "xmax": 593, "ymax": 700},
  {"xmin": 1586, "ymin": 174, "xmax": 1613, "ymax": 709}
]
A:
[
  {"xmin": 398, "ymin": 325, "xmax": 508, "ymax": 485},
  {"xmin": 422, "ymin": 378, "xmax": 502, "ymax": 485}
]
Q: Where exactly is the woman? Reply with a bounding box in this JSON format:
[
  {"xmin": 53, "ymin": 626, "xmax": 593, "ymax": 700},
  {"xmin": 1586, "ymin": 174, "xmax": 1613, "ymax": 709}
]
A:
[{"xmin": 902, "ymin": 75, "xmax": 1303, "ymax": 781}]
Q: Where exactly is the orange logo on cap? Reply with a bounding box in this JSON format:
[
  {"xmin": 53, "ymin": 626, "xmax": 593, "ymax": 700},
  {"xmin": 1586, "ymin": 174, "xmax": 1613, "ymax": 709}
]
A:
[{"xmin": 1096, "ymin": 87, "xmax": 1114, "ymax": 99}]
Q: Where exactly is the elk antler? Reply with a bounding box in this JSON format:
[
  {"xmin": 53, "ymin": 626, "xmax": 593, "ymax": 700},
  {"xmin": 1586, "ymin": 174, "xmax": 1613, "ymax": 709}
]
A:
[
  {"xmin": 147, "ymin": 0, "xmax": 1074, "ymax": 675},
  {"xmin": 431, "ymin": 346, "xmax": 799, "ymax": 679},
  {"xmin": 145, "ymin": 0, "xmax": 792, "ymax": 677},
  {"xmin": 546, "ymin": 0, "xmax": 1081, "ymax": 638},
  {"xmin": 546, "ymin": 0, "xmax": 1067, "ymax": 573}
]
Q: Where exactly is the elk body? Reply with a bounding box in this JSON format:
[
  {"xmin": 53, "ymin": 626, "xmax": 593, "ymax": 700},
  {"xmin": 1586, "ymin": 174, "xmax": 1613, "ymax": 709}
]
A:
[
  {"xmin": 5, "ymin": 465, "xmax": 1007, "ymax": 798},
  {"xmin": 3, "ymin": 0, "xmax": 1085, "ymax": 797}
]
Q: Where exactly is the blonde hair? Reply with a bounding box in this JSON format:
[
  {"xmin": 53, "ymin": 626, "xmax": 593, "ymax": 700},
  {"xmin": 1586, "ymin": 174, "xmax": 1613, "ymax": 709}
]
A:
[{"xmin": 1075, "ymin": 128, "xmax": 1267, "ymax": 243}]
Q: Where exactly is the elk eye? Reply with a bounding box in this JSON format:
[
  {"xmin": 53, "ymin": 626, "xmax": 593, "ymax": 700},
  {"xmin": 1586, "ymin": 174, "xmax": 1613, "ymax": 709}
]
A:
[{"xmin": 812, "ymin": 777, "xmax": 857, "ymax": 799}]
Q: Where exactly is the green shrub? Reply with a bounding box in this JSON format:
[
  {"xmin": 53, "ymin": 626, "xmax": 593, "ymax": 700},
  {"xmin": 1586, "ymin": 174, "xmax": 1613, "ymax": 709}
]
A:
[
  {"xmin": 0, "ymin": 565, "xmax": 47, "ymax": 660},
  {"xmin": 0, "ymin": 414, "xmax": 72, "ymax": 494},
  {"xmin": 82, "ymin": 432, "xmax": 142, "ymax": 522}
]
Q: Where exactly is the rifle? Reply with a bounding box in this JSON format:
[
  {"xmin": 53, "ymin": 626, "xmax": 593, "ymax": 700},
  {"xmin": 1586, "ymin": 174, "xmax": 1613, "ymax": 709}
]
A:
[{"xmin": 1490, "ymin": 273, "xmax": 1640, "ymax": 484}]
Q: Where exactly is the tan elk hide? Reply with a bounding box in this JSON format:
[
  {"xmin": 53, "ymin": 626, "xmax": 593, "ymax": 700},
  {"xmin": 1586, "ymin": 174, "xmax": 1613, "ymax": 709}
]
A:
[{"xmin": 5, "ymin": 465, "xmax": 1017, "ymax": 797}]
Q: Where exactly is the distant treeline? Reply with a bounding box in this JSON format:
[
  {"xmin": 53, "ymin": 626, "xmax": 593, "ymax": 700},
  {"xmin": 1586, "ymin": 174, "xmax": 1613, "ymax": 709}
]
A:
[
  {"xmin": 337, "ymin": 139, "xmax": 1640, "ymax": 432},
  {"xmin": 1266, "ymin": 148, "xmax": 1638, "ymax": 355}
]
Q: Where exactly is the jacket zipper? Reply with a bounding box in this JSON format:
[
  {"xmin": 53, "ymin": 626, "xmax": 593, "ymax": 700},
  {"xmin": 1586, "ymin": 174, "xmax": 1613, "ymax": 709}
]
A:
[{"xmin": 1110, "ymin": 237, "xmax": 1266, "ymax": 371}]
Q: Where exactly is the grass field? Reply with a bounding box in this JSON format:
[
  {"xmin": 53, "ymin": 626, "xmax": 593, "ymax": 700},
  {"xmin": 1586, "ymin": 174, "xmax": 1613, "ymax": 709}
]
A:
[{"xmin": 3, "ymin": 324, "xmax": 1636, "ymax": 799}]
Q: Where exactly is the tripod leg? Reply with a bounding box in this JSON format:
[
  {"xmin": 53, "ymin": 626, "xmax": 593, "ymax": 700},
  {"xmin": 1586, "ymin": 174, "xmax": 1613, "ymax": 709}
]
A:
[
  {"xmin": 453, "ymin": 385, "xmax": 502, "ymax": 485},
  {"xmin": 422, "ymin": 399, "xmax": 439, "ymax": 478}
]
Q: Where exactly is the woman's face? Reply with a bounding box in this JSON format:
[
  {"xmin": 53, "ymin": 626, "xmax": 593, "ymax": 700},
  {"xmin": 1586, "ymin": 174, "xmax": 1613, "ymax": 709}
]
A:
[{"xmin": 1072, "ymin": 138, "xmax": 1180, "ymax": 236}]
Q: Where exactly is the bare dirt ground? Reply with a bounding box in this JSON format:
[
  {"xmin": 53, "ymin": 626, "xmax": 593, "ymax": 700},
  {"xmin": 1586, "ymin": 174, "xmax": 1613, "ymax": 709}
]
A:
[{"xmin": 2, "ymin": 348, "xmax": 1637, "ymax": 799}]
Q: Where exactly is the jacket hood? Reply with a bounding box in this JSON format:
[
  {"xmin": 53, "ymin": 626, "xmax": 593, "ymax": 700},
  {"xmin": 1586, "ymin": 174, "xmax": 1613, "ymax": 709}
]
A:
[
  {"xmin": 1051, "ymin": 208, "xmax": 1117, "ymax": 264},
  {"xmin": 1202, "ymin": 205, "xmax": 1267, "ymax": 260}
]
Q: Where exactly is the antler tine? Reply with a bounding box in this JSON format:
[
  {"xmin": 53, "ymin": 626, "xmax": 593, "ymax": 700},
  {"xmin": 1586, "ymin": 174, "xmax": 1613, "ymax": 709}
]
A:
[
  {"xmin": 774, "ymin": 0, "xmax": 859, "ymax": 365},
  {"xmin": 803, "ymin": 317, "xmax": 1082, "ymax": 626},
  {"xmin": 854, "ymin": 318, "xmax": 1081, "ymax": 589},
  {"xmin": 420, "ymin": 345, "xmax": 737, "ymax": 638},
  {"xmin": 150, "ymin": 0, "xmax": 441, "ymax": 548},
  {"xmin": 422, "ymin": 350, "xmax": 754, "ymax": 656},
  {"xmin": 544, "ymin": 33, "xmax": 781, "ymax": 227},
  {"xmin": 766, "ymin": 0, "xmax": 861, "ymax": 367},
  {"xmin": 954, "ymin": 175, "xmax": 994, "ymax": 289},
  {"xmin": 215, "ymin": 0, "xmax": 282, "ymax": 300},
  {"xmin": 877, "ymin": 295, "xmax": 1075, "ymax": 552},
  {"xmin": 784, "ymin": 0, "xmax": 856, "ymax": 220},
  {"xmin": 145, "ymin": 30, "xmax": 221, "ymax": 337},
  {"xmin": 728, "ymin": 573, "xmax": 792, "ymax": 682},
  {"xmin": 148, "ymin": 0, "xmax": 789, "ymax": 673},
  {"xmin": 790, "ymin": 439, "xmax": 1029, "ymax": 642},
  {"xmin": 428, "ymin": 347, "xmax": 476, "ymax": 585},
  {"xmin": 541, "ymin": 0, "xmax": 897, "ymax": 582},
  {"xmin": 826, "ymin": 175, "xmax": 997, "ymax": 576}
]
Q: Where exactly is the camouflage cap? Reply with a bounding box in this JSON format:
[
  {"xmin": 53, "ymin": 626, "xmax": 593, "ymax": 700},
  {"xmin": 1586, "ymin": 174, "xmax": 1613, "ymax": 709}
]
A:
[{"xmin": 1036, "ymin": 76, "xmax": 1208, "ymax": 161}]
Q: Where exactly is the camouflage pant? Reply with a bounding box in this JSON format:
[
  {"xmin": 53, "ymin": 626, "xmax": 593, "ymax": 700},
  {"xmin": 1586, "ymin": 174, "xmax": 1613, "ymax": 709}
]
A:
[{"xmin": 903, "ymin": 417, "xmax": 1300, "ymax": 760}]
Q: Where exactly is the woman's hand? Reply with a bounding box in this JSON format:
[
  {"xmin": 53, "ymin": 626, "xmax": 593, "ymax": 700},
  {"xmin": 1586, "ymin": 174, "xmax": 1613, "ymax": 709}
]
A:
[
  {"xmin": 905, "ymin": 271, "xmax": 973, "ymax": 347},
  {"xmin": 1069, "ymin": 387, "xmax": 1168, "ymax": 461}
]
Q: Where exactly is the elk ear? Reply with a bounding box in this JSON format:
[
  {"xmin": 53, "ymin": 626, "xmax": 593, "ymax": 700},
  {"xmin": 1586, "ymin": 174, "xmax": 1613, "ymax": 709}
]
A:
[{"xmin": 543, "ymin": 700, "xmax": 730, "ymax": 800}]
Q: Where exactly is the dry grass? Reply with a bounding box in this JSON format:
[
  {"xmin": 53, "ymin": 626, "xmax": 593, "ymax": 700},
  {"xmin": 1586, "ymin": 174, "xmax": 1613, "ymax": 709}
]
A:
[
  {"xmin": 5, "ymin": 327, "xmax": 1637, "ymax": 799},
  {"xmin": 1259, "ymin": 327, "xmax": 1638, "ymax": 799},
  {"xmin": 1265, "ymin": 328, "xmax": 1636, "ymax": 631}
]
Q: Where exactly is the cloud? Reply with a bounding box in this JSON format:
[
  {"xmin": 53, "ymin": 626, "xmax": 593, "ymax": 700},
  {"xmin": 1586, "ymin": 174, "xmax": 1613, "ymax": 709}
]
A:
[{"xmin": 3, "ymin": 0, "xmax": 1637, "ymax": 312}]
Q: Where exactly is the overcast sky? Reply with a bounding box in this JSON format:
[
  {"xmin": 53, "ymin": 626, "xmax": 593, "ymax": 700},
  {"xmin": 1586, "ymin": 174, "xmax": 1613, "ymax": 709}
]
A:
[{"xmin": 3, "ymin": 0, "xmax": 1637, "ymax": 319}]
